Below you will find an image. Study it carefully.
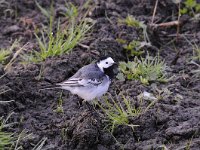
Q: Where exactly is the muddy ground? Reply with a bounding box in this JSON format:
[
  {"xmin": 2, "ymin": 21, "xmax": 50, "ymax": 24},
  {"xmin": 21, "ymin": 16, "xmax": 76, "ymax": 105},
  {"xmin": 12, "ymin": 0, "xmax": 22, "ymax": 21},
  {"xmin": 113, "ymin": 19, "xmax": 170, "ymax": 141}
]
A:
[{"xmin": 0, "ymin": 0, "xmax": 200, "ymax": 150}]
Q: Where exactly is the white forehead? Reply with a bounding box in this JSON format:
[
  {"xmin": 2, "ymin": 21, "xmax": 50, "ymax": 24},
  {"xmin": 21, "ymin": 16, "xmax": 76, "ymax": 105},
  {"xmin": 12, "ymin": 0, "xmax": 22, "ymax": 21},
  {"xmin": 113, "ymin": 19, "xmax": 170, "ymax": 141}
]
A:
[
  {"xmin": 101, "ymin": 57, "xmax": 114, "ymax": 63},
  {"xmin": 97, "ymin": 57, "xmax": 115, "ymax": 72}
]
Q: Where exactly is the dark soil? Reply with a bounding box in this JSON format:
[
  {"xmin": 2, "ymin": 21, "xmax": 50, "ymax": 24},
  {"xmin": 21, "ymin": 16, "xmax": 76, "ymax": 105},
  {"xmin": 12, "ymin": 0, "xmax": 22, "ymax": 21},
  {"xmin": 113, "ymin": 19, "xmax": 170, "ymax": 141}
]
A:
[{"xmin": 0, "ymin": 0, "xmax": 200, "ymax": 150}]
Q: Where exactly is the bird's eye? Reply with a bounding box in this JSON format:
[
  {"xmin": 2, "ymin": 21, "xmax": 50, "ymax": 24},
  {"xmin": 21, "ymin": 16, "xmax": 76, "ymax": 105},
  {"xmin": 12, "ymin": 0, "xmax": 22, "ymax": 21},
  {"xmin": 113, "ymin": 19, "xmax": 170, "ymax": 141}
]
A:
[{"xmin": 106, "ymin": 62, "xmax": 108, "ymax": 64}]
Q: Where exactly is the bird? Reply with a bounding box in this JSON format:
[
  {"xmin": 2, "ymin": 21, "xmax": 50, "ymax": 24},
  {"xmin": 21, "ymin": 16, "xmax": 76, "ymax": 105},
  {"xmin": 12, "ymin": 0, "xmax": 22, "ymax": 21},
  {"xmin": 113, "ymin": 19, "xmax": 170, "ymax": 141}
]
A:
[{"xmin": 56, "ymin": 56, "xmax": 117, "ymax": 101}]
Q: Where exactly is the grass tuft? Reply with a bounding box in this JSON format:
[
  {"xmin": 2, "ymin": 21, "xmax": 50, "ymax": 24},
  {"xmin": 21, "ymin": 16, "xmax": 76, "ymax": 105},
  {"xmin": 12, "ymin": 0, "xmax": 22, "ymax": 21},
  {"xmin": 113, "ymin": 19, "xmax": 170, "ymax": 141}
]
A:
[
  {"xmin": 117, "ymin": 54, "xmax": 168, "ymax": 84},
  {"xmin": 0, "ymin": 113, "xmax": 15, "ymax": 149},
  {"xmin": 193, "ymin": 46, "xmax": 200, "ymax": 61},
  {"xmin": 0, "ymin": 40, "xmax": 20, "ymax": 64},
  {"xmin": 180, "ymin": 0, "xmax": 200, "ymax": 16},
  {"xmin": 183, "ymin": 34, "xmax": 200, "ymax": 61},
  {"xmin": 54, "ymin": 93, "xmax": 64, "ymax": 113},
  {"xmin": 23, "ymin": 2, "xmax": 95, "ymax": 62},
  {"xmin": 123, "ymin": 14, "xmax": 141, "ymax": 28},
  {"xmin": 119, "ymin": 14, "xmax": 150, "ymax": 44},
  {"xmin": 117, "ymin": 15, "xmax": 151, "ymax": 57},
  {"xmin": 124, "ymin": 40, "xmax": 144, "ymax": 57},
  {"xmin": 98, "ymin": 94, "xmax": 141, "ymax": 132},
  {"xmin": 0, "ymin": 50, "xmax": 11, "ymax": 64},
  {"xmin": 0, "ymin": 131, "xmax": 13, "ymax": 149}
]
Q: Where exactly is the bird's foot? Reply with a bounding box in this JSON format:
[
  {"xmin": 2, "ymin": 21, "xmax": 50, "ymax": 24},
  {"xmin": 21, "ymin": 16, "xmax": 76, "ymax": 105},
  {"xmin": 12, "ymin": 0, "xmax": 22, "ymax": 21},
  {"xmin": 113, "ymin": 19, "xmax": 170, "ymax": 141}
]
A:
[
  {"xmin": 80, "ymin": 100, "xmax": 99, "ymax": 117},
  {"xmin": 84, "ymin": 101, "xmax": 94, "ymax": 111}
]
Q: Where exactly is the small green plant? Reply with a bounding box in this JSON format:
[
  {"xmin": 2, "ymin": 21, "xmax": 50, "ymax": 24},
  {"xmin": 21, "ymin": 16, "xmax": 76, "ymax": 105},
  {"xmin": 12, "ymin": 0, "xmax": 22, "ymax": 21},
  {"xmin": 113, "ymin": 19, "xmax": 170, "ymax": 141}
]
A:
[
  {"xmin": 193, "ymin": 46, "xmax": 200, "ymax": 61},
  {"xmin": 122, "ymin": 14, "xmax": 141, "ymax": 28},
  {"xmin": 116, "ymin": 39, "xmax": 144, "ymax": 56},
  {"xmin": 183, "ymin": 34, "xmax": 200, "ymax": 61},
  {"xmin": 117, "ymin": 54, "xmax": 167, "ymax": 84},
  {"xmin": 0, "ymin": 113, "xmax": 15, "ymax": 149},
  {"xmin": 119, "ymin": 14, "xmax": 150, "ymax": 44},
  {"xmin": 180, "ymin": 0, "xmax": 200, "ymax": 16},
  {"xmin": 0, "ymin": 131, "xmax": 13, "ymax": 149},
  {"xmin": 124, "ymin": 40, "xmax": 144, "ymax": 56},
  {"xmin": 0, "ymin": 113, "xmax": 39, "ymax": 149},
  {"xmin": 54, "ymin": 93, "xmax": 64, "ymax": 113},
  {"xmin": 0, "ymin": 49, "xmax": 11, "ymax": 64},
  {"xmin": 98, "ymin": 95, "xmax": 141, "ymax": 132},
  {"xmin": 0, "ymin": 40, "xmax": 20, "ymax": 64},
  {"xmin": 117, "ymin": 15, "xmax": 150, "ymax": 57},
  {"xmin": 24, "ymin": 2, "xmax": 94, "ymax": 62}
]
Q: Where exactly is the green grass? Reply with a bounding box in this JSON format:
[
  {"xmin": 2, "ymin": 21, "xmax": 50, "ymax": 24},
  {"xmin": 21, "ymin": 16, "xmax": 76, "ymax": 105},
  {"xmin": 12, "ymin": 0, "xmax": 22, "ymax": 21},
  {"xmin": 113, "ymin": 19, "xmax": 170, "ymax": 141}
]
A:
[
  {"xmin": 193, "ymin": 46, "xmax": 200, "ymax": 61},
  {"xmin": 180, "ymin": 0, "xmax": 200, "ymax": 16},
  {"xmin": 0, "ymin": 49, "xmax": 11, "ymax": 64},
  {"xmin": 119, "ymin": 14, "xmax": 150, "ymax": 44},
  {"xmin": 0, "ymin": 113, "xmax": 15, "ymax": 149},
  {"xmin": 0, "ymin": 113, "xmax": 46, "ymax": 149},
  {"xmin": 0, "ymin": 131, "xmax": 13, "ymax": 149},
  {"xmin": 123, "ymin": 40, "xmax": 144, "ymax": 57},
  {"xmin": 98, "ymin": 91, "xmax": 161, "ymax": 132},
  {"xmin": 192, "ymin": 47, "xmax": 200, "ymax": 79},
  {"xmin": 116, "ymin": 39, "xmax": 144, "ymax": 57},
  {"xmin": 0, "ymin": 40, "xmax": 20, "ymax": 64},
  {"xmin": 54, "ymin": 93, "xmax": 64, "ymax": 113},
  {"xmin": 98, "ymin": 95, "xmax": 141, "ymax": 132},
  {"xmin": 23, "ymin": 2, "xmax": 95, "ymax": 62},
  {"xmin": 117, "ymin": 54, "xmax": 168, "ymax": 84},
  {"xmin": 117, "ymin": 15, "xmax": 150, "ymax": 57},
  {"xmin": 121, "ymin": 14, "xmax": 142, "ymax": 28},
  {"xmin": 183, "ymin": 35, "xmax": 200, "ymax": 61}
]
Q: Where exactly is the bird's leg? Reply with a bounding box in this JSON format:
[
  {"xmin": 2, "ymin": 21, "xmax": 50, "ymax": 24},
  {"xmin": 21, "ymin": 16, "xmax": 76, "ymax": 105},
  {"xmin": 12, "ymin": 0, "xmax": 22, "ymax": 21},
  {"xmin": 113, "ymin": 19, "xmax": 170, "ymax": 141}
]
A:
[
  {"xmin": 81, "ymin": 100, "xmax": 99, "ymax": 118},
  {"xmin": 77, "ymin": 99, "xmax": 84, "ymax": 108},
  {"xmin": 86, "ymin": 101, "xmax": 94, "ymax": 111},
  {"xmin": 82, "ymin": 100, "xmax": 96, "ymax": 112},
  {"xmin": 91, "ymin": 98, "xmax": 101, "ymax": 109},
  {"xmin": 92, "ymin": 97, "xmax": 102, "ymax": 109}
]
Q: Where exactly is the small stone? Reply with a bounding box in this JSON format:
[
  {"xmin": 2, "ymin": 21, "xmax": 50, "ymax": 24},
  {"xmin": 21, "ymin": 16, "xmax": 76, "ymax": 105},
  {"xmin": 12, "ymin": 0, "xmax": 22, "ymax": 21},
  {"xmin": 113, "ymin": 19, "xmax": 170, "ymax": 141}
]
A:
[{"xmin": 137, "ymin": 91, "xmax": 157, "ymax": 101}]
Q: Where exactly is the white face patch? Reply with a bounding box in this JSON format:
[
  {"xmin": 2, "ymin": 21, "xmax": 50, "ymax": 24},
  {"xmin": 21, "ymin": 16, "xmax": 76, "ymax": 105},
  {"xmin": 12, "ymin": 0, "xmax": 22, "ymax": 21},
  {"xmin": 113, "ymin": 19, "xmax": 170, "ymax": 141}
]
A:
[{"xmin": 97, "ymin": 57, "xmax": 115, "ymax": 72}]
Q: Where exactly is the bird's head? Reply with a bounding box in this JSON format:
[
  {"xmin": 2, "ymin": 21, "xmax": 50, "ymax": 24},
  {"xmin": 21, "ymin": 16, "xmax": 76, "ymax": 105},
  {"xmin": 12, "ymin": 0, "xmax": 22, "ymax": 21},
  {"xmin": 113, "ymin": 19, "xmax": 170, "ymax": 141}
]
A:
[
  {"xmin": 97, "ymin": 56, "xmax": 116, "ymax": 72},
  {"xmin": 96, "ymin": 56, "xmax": 118, "ymax": 79}
]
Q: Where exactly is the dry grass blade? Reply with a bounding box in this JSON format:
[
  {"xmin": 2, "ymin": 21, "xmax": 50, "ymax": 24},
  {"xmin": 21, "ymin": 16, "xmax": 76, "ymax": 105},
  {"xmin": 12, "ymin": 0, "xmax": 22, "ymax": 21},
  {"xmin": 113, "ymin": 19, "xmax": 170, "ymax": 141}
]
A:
[
  {"xmin": 32, "ymin": 137, "xmax": 47, "ymax": 150},
  {"xmin": 4, "ymin": 43, "xmax": 29, "ymax": 71},
  {"xmin": 151, "ymin": 0, "xmax": 159, "ymax": 24},
  {"xmin": 151, "ymin": 21, "xmax": 180, "ymax": 28}
]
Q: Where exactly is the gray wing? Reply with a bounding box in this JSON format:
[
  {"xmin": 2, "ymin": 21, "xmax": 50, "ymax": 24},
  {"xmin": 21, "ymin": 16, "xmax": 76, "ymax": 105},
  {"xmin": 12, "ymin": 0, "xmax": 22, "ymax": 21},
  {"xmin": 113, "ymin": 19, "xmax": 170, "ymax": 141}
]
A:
[
  {"xmin": 57, "ymin": 64, "xmax": 105, "ymax": 87},
  {"xmin": 69, "ymin": 63, "xmax": 99, "ymax": 79}
]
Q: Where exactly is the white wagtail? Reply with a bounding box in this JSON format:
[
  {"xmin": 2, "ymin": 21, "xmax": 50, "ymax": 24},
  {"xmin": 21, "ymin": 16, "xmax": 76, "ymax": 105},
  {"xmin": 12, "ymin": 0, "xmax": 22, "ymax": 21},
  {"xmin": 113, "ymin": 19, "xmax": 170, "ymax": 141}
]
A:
[{"xmin": 57, "ymin": 56, "xmax": 116, "ymax": 101}]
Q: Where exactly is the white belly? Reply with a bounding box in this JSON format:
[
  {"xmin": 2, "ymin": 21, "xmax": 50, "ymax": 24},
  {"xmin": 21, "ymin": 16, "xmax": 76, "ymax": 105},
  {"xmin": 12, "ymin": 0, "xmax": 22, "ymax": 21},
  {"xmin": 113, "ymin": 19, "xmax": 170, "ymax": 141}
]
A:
[
  {"xmin": 76, "ymin": 80, "xmax": 111, "ymax": 101},
  {"xmin": 63, "ymin": 78, "xmax": 111, "ymax": 101}
]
